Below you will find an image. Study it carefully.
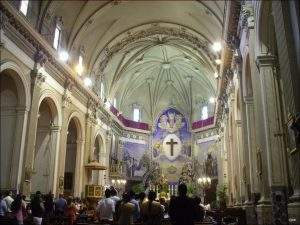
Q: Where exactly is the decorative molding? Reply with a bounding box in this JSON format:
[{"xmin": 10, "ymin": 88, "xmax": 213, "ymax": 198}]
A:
[{"xmin": 97, "ymin": 24, "xmax": 215, "ymax": 75}]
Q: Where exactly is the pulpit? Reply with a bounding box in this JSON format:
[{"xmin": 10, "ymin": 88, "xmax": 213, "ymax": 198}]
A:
[
  {"xmin": 85, "ymin": 184, "xmax": 104, "ymax": 198},
  {"xmin": 84, "ymin": 161, "xmax": 106, "ymax": 198}
]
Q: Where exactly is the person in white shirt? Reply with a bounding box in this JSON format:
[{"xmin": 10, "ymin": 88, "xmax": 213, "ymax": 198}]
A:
[
  {"xmin": 110, "ymin": 187, "xmax": 120, "ymax": 203},
  {"xmin": 96, "ymin": 189, "xmax": 115, "ymax": 225},
  {"xmin": 3, "ymin": 190, "xmax": 14, "ymax": 212}
]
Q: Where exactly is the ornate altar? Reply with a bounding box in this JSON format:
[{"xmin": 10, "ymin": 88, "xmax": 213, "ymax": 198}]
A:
[{"xmin": 109, "ymin": 157, "xmax": 123, "ymax": 178}]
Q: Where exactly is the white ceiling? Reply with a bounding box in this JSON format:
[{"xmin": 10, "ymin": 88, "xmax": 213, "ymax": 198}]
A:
[{"xmin": 43, "ymin": 0, "xmax": 225, "ymax": 123}]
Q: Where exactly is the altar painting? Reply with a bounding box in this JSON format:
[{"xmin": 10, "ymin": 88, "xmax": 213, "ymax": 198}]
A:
[{"xmin": 152, "ymin": 108, "xmax": 191, "ymax": 182}]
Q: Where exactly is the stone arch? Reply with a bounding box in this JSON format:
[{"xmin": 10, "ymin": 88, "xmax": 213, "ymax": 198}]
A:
[
  {"xmin": 90, "ymin": 132, "xmax": 105, "ymax": 185},
  {"xmin": 0, "ymin": 62, "xmax": 30, "ymax": 192},
  {"xmin": 256, "ymin": 1, "xmax": 277, "ymax": 55},
  {"xmin": 64, "ymin": 112, "xmax": 84, "ymax": 196},
  {"xmin": 0, "ymin": 61, "xmax": 30, "ymax": 109},
  {"xmin": 31, "ymin": 96, "xmax": 60, "ymax": 194},
  {"xmin": 37, "ymin": 90, "xmax": 62, "ymax": 126},
  {"xmin": 93, "ymin": 133, "xmax": 105, "ymax": 162}
]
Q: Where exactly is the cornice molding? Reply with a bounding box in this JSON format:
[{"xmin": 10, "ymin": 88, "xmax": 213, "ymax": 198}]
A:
[{"xmin": 215, "ymin": 0, "xmax": 241, "ymax": 128}]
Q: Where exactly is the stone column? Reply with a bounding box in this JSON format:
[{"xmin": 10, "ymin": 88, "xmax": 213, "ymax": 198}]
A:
[
  {"xmin": 84, "ymin": 112, "xmax": 95, "ymax": 186},
  {"xmin": 23, "ymin": 68, "xmax": 46, "ymax": 195},
  {"xmin": 243, "ymin": 96, "xmax": 259, "ymax": 225},
  {"xmin": 105, "ymin": 132, "xmax": 112, "ymax": 185},
  {"xmin": 48, "ymin": 125, "xmax": 60, "ymax": 195},
  {"xmin": 257, "ymin": 55, "xmax": 288, "ymax": 224},
  {"xmin": 235, "ymin": 120, "xmax": 245, "ymax": 205},
  {"xmin": 74, "ymin": 139, "xmax": 85, "ymax": 197},
  {"xmin": 10, "ymin": 107, "xmax": 29, "ymax": 193},
  {"xmin": 271, "ymin": 1, "xmax": 300, "ymax": 223},
  {"xmin": 56, "ymin": 120, "xmax": 68, "ymax": 195}
]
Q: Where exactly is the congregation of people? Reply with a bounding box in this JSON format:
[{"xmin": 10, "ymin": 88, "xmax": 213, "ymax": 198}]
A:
[{"xmin": 0, "ymin": 183, "xmax": 211, "ymax": 225}]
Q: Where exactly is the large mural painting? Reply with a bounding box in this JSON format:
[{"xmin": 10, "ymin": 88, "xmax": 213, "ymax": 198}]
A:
[
  {"xmin": 123, "ymin": 141, "xmax": 149, "ymax": 180},
  {"xmin": 195, "ymin": 137, "xmax": 219, "ymax": 179},
  {"xmin": 152, "ymin": 108, "xmax": 191, "ymax": 183}
]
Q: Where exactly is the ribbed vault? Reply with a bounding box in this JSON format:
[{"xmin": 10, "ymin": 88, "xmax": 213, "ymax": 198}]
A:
[{"xmin": 40, "ymin": 0, "xmax": 225, "ymax": 123}]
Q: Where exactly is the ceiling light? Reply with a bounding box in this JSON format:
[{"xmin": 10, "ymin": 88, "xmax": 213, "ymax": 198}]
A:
[
  {"xmin": 59, "ymin": 51, "xmax": 69, "ymax": 62},
  {"xmin": 162, "ymin": 62, "xmax": 170, "ymax": 70},
  {"xmin": 215, "ymin": 59, "xmax": 222, "ymax": 65},
  {"xmin": 84, "ymin": 77, "xmax": 92, "ymax": 87},
  {"xmin": 209, "ymin": 97, "xmax": 216, "ymax": 103},
  {"xmin": 212, "ymin": 42, "xmax": 222, "ymax": 52},
  {"xmin": 214, "ymin": 72, "xmax": 219, "ymax": 79}
]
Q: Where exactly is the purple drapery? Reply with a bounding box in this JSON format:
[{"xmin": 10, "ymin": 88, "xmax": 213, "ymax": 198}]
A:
[
  {"xmin": 110, "ymin": 105, "xmax": 149, "ymax": 131},
  {"xmin": 192, "ymin": 116, "xmax": 214, "ymax": 130}
]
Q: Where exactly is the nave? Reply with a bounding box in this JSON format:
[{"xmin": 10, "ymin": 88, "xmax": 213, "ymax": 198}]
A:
[{"xmin": 0, "ymin": 1, "xmax": 300, "ymax": 225}]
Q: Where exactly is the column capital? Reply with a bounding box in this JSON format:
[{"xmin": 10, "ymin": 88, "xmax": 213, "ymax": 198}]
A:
[
  {"xmin": 235, "ymin": 120, "xmax": 242, "ymax": 127},
  {"xmin": 50, "ymin": 125, "xmax": 61, "ymax": 131},
  {"xmin": 76, "ymin": 139, "xmax": 85, "ymax": 144},
  {"xmin": 256, "ymin": 55, "xmax": 276, "ymax": 68},
  {"xmin": 243, "ymin": 96, "xmax": 254, "ymax": 104},
  {"xmin": 15, "ymin": 106, "xmax": 30, "ymax": 114}
]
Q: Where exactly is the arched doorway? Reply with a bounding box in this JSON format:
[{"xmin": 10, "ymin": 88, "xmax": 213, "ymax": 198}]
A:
[
  {"xmin": 0, "ymin": 68, "xmax": 28, "ymax": 191},
  {"xmin": 31, "ymin": 97, "xmax": 59, "ymax": 194},
  {"xmin": 64, "ymin": 117, "xmax": 81, "ymax": 196},
  {"xmin": 91, "ymin": 135, "xmax": 104, "ymax": 185}
]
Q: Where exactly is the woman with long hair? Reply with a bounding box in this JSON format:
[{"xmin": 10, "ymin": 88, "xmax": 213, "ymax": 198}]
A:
[
  {"xmin": 65, "ymin": 197, "xmax": 77, "ymax": 225},
  {"xmin": 11, "ymin": 194, "xmax": 26, "ymax": 225}
]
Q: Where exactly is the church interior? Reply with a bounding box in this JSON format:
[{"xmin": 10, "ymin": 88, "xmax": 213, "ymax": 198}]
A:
[{"xmin": 0, "ymin": 0, "xmax": 300, "ymax": 224}]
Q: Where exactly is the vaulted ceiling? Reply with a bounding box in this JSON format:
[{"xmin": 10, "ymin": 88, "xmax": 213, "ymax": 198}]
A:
[{"xmin": 41, "ymin": 0, "xmax": 225, "ymax": 123}]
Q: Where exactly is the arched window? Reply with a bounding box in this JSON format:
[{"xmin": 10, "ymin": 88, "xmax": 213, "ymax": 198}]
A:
[
  {"xmin": 133, "ymin": 108, "xmax": 140, "ymax": 122},
  {"xmin": 53, "ymin": 24, "xmax": 61, "ymax": 50},
  {"xmin": 20, "ymin": 0, "xmax": 29, "ymax": 15},
  {"xmin": 201, "ymin": 106, "xmax": 208, "ymax": 120},
  {"xmin": 100, "ymin": 82, "xmax": 104, "ymax": 99}
]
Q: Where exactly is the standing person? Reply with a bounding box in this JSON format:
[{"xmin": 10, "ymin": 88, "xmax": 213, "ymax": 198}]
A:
[
  {"xmin": 54, "ymin": 194, "xmax": 67, "ymax": 216},
  {"xmin": 141, "ymin": 191, "xmax": 164, "ymax": 225},
  {"xmin": 118, "ymin": 193, "xmax": 134, "ymax": 225},
  {"xmin": 169, "ymin": 183, "xmax": 197, "ymax": 225},
  {"xmin": 21, "ymin": 195, "xmax": 27, "ymax": 221},
  {"xmin": 138, "ymin": 192, "xmax": 146, "ymax": 210},
  {"xmin": 0, "ymin": 194, "xmax": 8, "ymax": 217},
  {"xmin": 129, "ymin": 191, "xmax": 140, "ymax": 223},
  {"xmin": 3, "ymin": 191, "xmax": 14, "ymax": 213},
  {"xmin": 109, "ymin": 187, "xmax": 120, "ymax": 204},
  {"xmin": 44, "ymin": 193, "xmax": 54, "ymax": 216},
  {"xmin": 193, "ymin": 196, "xmax": 204, "ymax": 222},
  {"xmin": 65, "ymin": 197, "xmax": 77, "ymax": 225},
  {"xmin": 11, "ymin": 194, "xmax": 26, "ymax": 225},
  {"xmin": 44, "ymin": 193, "xmax": 54, "ymax": 225},
  {"xmin": 31, "ymin": 191, "xmax": 44, "ymax": 225},
  {"xmin": 96, "ymin": 189, "xmax": 115, "ymax": 225}
]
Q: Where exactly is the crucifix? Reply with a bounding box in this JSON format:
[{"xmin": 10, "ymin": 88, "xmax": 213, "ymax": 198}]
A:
[{"xmin": 166, "ymin": 138, "xmax": 178, "ymax": 156}]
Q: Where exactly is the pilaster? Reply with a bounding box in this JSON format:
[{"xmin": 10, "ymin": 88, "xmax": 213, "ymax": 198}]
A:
[
  {"xmin": 235, "ymin": 120, "xmax": 245, "ymax": 205},
  {"xmin": 256, "ymin": 54, "xmax": 288, "ymax": 224},
  {"xmin": 22, "ymin": 67, "xmax": 46, "ymax": 195}
]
